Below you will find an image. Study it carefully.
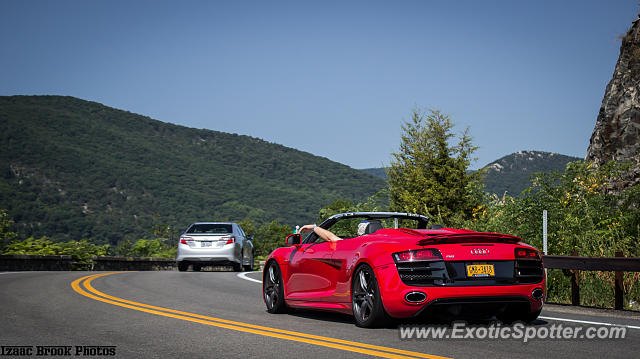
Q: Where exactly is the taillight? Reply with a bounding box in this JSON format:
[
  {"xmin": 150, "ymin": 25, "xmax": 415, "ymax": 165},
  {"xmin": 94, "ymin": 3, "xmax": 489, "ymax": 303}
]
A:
[
  {"xmin": 515, "ymin": 247, "xmax": 540, "ymax": 260},
  {"xmin": 393, "ymin": 249, "xmax": 442, "ymax": 262},
  {"xmin": 221, "ymin": 235, "xmax": 235, "ymax": 245},
  {"xmin": 180, "ymin": 237, "xmax": 193, "ymax": 245}
]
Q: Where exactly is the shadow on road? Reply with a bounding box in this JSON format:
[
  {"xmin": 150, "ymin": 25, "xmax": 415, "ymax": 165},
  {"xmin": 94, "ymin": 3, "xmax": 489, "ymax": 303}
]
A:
[
  {"xmin": 283, "ymin": 308, "xmax": 549, "ymax": 329},
  {"xmin": 286, "ymin": 309, "xmax": 356, "ymax": 325}
]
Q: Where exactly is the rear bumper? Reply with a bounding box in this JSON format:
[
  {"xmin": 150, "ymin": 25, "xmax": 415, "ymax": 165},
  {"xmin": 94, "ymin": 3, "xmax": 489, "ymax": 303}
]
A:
[
  {"xmin": 375, "ymin": 264, "xmax": 545, "ymax": 318},
  {"xmin": 176, "ymin": 243, "xmax": 240, "ymax": 264}
]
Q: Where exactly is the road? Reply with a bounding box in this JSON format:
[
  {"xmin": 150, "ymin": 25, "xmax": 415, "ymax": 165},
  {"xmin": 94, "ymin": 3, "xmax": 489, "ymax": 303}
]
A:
[{"xmin": 1, "ymin": 271, "xmax": 639, "ymax": 358}]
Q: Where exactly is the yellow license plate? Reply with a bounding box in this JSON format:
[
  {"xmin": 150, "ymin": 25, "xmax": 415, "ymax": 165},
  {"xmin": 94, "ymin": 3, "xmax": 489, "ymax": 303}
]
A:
[{"xmin": 466, "ymin": 264, "xmax": 495, "ymax": 277}]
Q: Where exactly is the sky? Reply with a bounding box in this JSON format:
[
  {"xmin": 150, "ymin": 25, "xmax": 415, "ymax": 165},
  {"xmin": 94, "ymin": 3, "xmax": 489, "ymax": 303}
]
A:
[{"xmin": 1, "ymin": 0, "xmax": 637, "ymax": 170}]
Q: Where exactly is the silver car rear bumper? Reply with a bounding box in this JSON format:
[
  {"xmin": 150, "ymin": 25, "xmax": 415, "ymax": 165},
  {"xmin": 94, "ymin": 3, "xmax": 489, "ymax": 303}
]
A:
[{"xmin": 176, "ymin": 243, "xmax": 239, "ymax": 264}]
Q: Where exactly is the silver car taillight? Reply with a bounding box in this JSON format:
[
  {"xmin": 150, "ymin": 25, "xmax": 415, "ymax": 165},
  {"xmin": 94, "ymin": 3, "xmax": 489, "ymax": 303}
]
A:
[
  {"xmin": 180, "ymin": 237, "xmax": 194, "ymax": 245},
  {"xmin": 220, "ymin": 235, "xmax": 235, "ymax": 245}
]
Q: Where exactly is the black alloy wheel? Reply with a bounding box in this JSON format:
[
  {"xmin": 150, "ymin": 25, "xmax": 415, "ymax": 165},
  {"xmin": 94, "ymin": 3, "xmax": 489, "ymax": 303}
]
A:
[
  {"xmin": 263, "ymin": 261, "xmax": 287, "ymax": 313},
  {"xmin": 177, "ymin": 262, "xmax": 188, "ymax": 272},
  {"xmin": 351, "ymin": 264, "xmax": 388, "ymax": 327}
]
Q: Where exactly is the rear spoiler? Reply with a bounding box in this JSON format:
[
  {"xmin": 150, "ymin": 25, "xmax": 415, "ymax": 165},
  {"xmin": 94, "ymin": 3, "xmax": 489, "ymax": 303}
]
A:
[{"xmin": 417, "ymin": 233, "xmax": 522, "ymax": 245}]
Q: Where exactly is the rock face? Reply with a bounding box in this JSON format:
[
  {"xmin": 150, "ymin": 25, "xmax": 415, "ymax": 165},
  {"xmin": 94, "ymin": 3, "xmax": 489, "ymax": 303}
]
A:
[{"xmin": 586, "ymin": 15, "xmax": 640, "ymax": 189}]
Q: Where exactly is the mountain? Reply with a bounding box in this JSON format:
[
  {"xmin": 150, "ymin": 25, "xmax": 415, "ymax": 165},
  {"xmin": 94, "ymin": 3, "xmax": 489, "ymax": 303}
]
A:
[
  {"xmin": 0, "ymin": 96, "xmax": 385, "ymax": 244},
  {"xmin": 360, "ymin": 168, "xmax": 387, "ymax": 179},
  {"xmin": 359, "ymin": 150, "xmax": 581, "ymax": 196},
  {"xmin": 482, "ymin": 151, "xmax": 581, "ymax": 196}
]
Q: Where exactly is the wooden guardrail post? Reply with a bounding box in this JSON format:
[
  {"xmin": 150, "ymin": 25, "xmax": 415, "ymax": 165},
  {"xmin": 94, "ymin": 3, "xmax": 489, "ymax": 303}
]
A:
[
  {"xmin": 561, "ymin": 267, "xmax": 581, "ymax": 306},
  {"xmin": 570, "ymin": 250, "xmax": 580, "ymax": 306},
  {"xmin": 615, "ymin": 251, "xmax": 624, "ymax": 310},
  {"xmin": 570, "ymin": 271, "xmax": 580, "ymax": 305}
]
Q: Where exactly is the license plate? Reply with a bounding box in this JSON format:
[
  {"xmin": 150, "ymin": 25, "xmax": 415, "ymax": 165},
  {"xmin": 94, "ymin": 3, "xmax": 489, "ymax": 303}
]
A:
[
  {"xmin": 201, "ymin": 241, "xmax": 212, "ymax": 247},
  {"xmin": 466, "ymin": 264, "xmax": 495, "ymax": 277}
]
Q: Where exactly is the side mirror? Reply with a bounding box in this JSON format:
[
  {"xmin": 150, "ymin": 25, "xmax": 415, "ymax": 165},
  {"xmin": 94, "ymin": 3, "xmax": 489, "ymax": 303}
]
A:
[
  {"xmin": 247, "ymin": 235, "xmax": 255, "ymax": 240},
  {"xmin": 285, "ymin": 233, "xmax": 301, "ymax": 246}
]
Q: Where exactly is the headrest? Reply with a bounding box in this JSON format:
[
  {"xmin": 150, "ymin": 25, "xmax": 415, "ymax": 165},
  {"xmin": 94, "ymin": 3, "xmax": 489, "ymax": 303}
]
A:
[{"xmin": 357, "ymin": 220, "xmax": 383, "ymax": 236}]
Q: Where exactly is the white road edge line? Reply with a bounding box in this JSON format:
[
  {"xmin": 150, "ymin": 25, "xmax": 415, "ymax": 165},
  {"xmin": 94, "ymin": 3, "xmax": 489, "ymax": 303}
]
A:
[
  {"xmin": 237, "ymin": 271, "xmax": 262, "ymax": 283},
  {"xmin": 539, "ymin": 315, "xmax": 640, "ymax": 330}
]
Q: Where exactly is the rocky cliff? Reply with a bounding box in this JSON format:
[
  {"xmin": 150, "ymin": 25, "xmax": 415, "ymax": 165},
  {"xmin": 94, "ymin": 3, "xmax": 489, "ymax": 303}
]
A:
[{"xmin": 586, "ymin": 14, "xmax": 640, "ymax": 189}]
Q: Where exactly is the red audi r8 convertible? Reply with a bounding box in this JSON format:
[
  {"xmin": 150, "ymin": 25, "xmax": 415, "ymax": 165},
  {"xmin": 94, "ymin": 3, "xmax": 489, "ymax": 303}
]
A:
[{"xmin": 262, "ymin": 212, "xmax": 545, "ymax": 327}]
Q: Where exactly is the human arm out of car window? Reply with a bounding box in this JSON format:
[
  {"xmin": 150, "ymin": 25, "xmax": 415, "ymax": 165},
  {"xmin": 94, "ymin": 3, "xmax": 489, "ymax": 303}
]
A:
[{"xmin": 299, "ymin": 224, "xmax": 342, "ymax": 242}]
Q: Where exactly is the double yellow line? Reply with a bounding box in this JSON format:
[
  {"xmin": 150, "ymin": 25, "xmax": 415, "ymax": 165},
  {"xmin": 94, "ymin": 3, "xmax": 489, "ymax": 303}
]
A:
[{"xmin": 72, "ymin": 272, "xmax": 450, "ymax": 359}]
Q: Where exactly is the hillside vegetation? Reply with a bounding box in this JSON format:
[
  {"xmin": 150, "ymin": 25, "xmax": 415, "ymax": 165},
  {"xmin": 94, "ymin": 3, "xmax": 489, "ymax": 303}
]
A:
[
  {"xmin": 361, "ymin": 150, "xmax": 581, "ymax": 196},
  {"xmin": 482, "ymin": 151, "xmax": 581, "ymax": 196},
  {"xmin": 0, "ymin": 96, "xmax": 385, "ymax": 245}
]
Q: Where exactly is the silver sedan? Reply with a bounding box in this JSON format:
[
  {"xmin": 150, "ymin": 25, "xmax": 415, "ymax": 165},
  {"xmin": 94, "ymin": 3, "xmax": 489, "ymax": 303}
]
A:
[{"xmin": 176, "ymin": 222, "xmax": 254, "ymax": 272}]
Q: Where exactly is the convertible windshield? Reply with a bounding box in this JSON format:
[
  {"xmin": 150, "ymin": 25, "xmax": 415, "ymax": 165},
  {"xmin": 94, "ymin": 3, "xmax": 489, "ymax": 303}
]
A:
[
  {"xmin": 303, "ymin": 212, "xmax": 429, "ymax": 243},
  {"xmin": 187, "ymin": 223, "xmax": 232, "ymax": 234}
]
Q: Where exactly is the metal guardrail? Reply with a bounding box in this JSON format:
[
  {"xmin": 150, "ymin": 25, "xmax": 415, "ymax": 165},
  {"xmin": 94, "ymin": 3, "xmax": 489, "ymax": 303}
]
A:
[{"xmin": 542, "ymin": 253, "xmax": 640, "ymax": 310}]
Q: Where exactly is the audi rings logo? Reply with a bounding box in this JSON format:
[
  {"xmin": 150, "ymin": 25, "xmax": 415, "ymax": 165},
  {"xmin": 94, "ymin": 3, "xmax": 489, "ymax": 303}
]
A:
[{"xmin": 471, "ymin": 248, "xmax": 489, "ymax": 255}]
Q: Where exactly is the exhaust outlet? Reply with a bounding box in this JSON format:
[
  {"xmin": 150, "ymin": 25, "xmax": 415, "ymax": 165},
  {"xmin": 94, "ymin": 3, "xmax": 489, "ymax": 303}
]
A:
[
  {"xmin": 405, "ymin": 291, "xmax": 427, "ymax": 304},
  {"xmin": 532, "ymin": 288, "xmax": 544, "ymax": 299}
]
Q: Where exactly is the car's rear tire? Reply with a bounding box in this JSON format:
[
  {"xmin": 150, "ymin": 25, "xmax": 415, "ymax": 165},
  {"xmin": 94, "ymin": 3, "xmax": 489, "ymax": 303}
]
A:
[
  {"xmin": 177, "ymin": 262, "xmax": 188, "ymax": 272},
  {"xmin": 264, "ymin": 261, "xmax": 287, "ymax": 314},
  {"xmin": 521, "ymin": 309, "xmax": 542, "ymax": 323},
  {"xmin": 351, "ymin": 264, "xmax": 388, "ymax": 328},
  {"xmin": 243, "ymin": 254, "xmax": 254, "ymax": 271},
  {"xmin": 232, "ymin": 255, "xmax": 243, "ymax": 272}
]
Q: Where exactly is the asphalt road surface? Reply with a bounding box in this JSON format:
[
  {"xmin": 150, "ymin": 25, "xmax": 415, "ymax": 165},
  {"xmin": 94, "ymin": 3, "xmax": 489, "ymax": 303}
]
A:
[{"xmin": 1, "ymin": 271, "xmax": 639, "ymax": 358}]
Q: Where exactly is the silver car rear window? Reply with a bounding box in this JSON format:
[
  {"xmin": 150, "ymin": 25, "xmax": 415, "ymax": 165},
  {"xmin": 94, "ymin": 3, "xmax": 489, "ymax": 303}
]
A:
[{"xmin": 187, "ymin": 224, "xmax": 233, "ymax": 234}]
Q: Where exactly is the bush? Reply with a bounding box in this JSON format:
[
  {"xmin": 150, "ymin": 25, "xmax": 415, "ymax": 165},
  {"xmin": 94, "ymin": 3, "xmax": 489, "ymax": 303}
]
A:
[
  {"xmin": 4, "ymin": 237, "xmax": 110, "ymax": 270},
  {"xmin": 463, "ymin": 161, "xmax": 640, "ymax": 308}
]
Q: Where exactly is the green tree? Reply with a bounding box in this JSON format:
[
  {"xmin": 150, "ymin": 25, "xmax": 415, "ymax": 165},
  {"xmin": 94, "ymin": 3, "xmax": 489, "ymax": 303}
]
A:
[
  {"xmin": 59, "ymin": 239, "xmax": 110, "ymax": 269},
  {"xmin": 0, "ymin": 209, "xmax": 18, "ymax": 250},
  {"xmin": 318, "ymin": 199, "xmax": 355, "ymax": 223},
  {"xmin": 131, "ymin": 238, "xmax": 176, "ymax": 258},
  {"xmin": 314, "ymin": 190, "xmax": 392, "ymax": 238},
  {"xmin": 387, "ymin": 109, "xmax": 482, "ymax": 225},
  {"xmin": 317, "ymin": 190, "xmax": 390, "ymax": 223},
  {"xmin": 152, "ymin": 214, "xmax": 177, "ymax": 247},
  {"xmin": 115, "ymin": 239, "xmax": 134, "ymax": 256},
  {"xmin": 239, "ymin": 218, "xmax": 291, "ymax": 259},
  {"xmin": 4, "ymin": 236, "xmax": 62, "ymax": 255},
  {"xmin": 4, "ymin": 237, "xmax": 110, "ymax": 270}
]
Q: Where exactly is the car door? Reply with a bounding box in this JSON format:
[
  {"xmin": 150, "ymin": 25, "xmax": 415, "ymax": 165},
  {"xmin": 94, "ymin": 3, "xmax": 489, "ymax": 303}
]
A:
[
  {"xmin": 325, "ymin": 238, "xmax": 360, "ymax": 303},
  {"xmin": 285, "ymin": 240, "xmax": 340, "ymax": 301}
]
